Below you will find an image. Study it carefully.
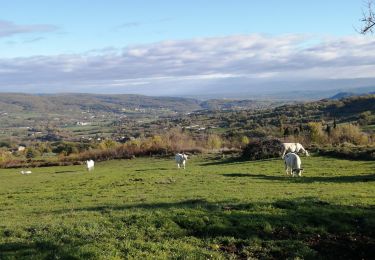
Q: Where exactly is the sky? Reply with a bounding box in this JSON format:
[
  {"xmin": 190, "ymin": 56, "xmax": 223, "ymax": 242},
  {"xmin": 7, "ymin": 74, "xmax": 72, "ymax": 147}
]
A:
[{"xmin": 0, "ymin": 0, "xmax": 374, "ymax": 97}]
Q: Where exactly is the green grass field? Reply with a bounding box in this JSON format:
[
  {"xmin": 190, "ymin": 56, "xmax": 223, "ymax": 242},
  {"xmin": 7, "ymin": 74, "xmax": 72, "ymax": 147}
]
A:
[{"xmin": 0, "ymin": 155, "xmax": 374, "ymax": 259}]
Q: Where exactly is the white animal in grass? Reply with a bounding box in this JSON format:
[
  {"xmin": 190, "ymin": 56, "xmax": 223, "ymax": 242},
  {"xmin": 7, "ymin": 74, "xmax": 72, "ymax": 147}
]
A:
[
  {"xmin": 284, "ymin": 152, "xmax": 304, "ymax": 177},
  {"xmin": 86, "ymin": 159, "xmax": 95, "ymax": 172},
  {"xmin": 281, "ymin": 142, "xmax": 309, "ymax": 159},
  {"xmin": 20, "ymin": 170, "xmax": 32, "ymax": 175},
  {"xmin": 175, "ymin": 153, "xmax": 188, "ymax": 169}
]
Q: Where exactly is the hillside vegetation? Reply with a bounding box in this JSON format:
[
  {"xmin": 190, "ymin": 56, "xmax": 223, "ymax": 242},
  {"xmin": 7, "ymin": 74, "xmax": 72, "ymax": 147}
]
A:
[
  {"xmin": 0, "ymin": 94, "xmax": 374, "ymax": 166},
  {"xmin": 0, "ymin": 93, "xmax": 280, "ymax": 114},
  {"xmin": 0, "ymin": 93, "xmax": 202, "ymax": 113}
]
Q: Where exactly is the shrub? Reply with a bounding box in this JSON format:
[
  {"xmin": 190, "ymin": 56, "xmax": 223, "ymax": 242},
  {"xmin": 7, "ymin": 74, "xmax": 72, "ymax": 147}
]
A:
[
  {"xmin": 307, "ymin": 122, "xmax": 327, "ymax": 144},
  {"xmin": 25, "ymin": 147, "xmax": 39, "ymax": 159},
  {"xmin": 206, "ymin": 134, "xmax": 222, "ymax": 150},
  {"xmin": 98, "ymin": 139, "xmax": 117, "ymax": 150},
  {"xmin": 52, "ymin": 142, "xmax": 78, "ymax": 156},
  {"xmin": 0, "ymin": 150, "xmax": 14, "ymax": 164},
  {"xmin": 242, "ymin": 139, "xmax": 282, "ymax": 160},
  {"xmin": 241, "ymin": 136, "xmax": 250, "ymax": 147},
  {"xmin": 331, "ymin": 124, "xmax": 369, "ymax": 145}
]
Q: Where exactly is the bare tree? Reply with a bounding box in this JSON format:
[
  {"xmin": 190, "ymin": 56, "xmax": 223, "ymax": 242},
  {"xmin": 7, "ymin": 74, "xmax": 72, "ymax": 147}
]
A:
[{"xmin": 359, "ymin": 0, "xmax": 375, "ymax": 34}]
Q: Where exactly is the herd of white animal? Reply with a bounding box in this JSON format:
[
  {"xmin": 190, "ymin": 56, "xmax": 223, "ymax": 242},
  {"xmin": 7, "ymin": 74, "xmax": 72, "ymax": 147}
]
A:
[
  {"xmin": 174, "ymin": 142, "xmax": 309, "ymax": 177},
  {"xmin": 19, "ymin": 142, "xmax": 309, "ymax": 178},
  {"xmin": 281, "ymin": 142, "xmax": 309, "ymax": 177}
]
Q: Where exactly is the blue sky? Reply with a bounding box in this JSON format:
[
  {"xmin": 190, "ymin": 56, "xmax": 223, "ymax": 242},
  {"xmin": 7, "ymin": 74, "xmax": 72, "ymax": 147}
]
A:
[
  {"xmin": 0, "ymin": 0, "xmax": 365, "ymax": 57},
  {"xmin": 0, "ymin": 0, "xmax": 374, "ymax": 96}
]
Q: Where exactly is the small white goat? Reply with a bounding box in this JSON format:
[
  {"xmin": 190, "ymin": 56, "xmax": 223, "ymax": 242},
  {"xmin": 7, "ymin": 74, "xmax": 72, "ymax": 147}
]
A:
[
  {"xmin": 284, "ymin": 152, "xmax": 304, "ymax": 177},
  {"xmin": 86, "ymin": 159, "xmax": 95, "ymax": 172},
  {"xmin": 175, "ymin": 153, "xmax": 188, "ymax": 169}
]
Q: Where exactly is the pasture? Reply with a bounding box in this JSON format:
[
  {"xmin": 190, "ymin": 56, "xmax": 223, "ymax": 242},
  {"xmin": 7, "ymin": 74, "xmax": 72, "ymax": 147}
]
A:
[{"xmin": 0, "ymin": 155, "xmax": 374, "ymax": 259}]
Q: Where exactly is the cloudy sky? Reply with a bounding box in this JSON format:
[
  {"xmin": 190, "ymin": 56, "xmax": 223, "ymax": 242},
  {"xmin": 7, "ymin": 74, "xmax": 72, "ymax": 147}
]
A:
[{"xmin": 0, "ymin": 0, "xmax": 374, "ymax": 97}]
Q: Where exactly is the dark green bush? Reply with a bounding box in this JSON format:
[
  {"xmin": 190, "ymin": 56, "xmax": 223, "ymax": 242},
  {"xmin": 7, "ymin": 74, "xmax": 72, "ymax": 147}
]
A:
[{"xmin": 242, "ymin": 139, "xmax": 282, "ymax": 160}]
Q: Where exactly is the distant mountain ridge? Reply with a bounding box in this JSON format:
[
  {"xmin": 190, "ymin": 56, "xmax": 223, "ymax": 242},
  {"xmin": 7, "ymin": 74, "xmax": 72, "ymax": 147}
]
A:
[
  {"xmin": 0, "ymin": 91, "xmax": 373, "ymax": 116},
  {"xmin": 329, "ymin": 91, "xmax": 375, "ymax": 100},
  {"xmin": 0, "ymin": 93, "xmax": 279, "ymax": 114}
]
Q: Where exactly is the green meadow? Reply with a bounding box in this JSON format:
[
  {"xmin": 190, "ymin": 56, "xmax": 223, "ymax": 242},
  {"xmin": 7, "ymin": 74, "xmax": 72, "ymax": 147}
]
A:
[{"xmin": 0, "ymin": 155, "xmax": 374, "ymax": 259}]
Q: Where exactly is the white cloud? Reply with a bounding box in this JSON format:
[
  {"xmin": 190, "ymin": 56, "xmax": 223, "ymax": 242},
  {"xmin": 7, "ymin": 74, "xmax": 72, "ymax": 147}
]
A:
[
  {"xmin": 0, "ymin": 20, "xmax": 58, "ymax": 38},
  {"xmin": 0, "ymin": 34, "xmax": 374, "ymax": 95}
]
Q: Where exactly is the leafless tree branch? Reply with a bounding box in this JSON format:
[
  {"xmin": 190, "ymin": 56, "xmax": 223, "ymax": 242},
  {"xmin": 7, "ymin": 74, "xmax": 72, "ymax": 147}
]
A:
[{"xmin": 360, "ymin": 0, "xmax": 375, "ymax": 34}]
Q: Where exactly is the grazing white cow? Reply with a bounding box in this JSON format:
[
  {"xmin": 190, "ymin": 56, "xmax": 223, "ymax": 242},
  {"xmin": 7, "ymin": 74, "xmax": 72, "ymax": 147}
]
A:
[
  {"xmin": 281, "ymin": 142, "xmax": 309, "ymax": 159},
  {"xmin": 20, "ymin": 170, "xmax": 32, "ymax": 175},
  {"xmin": 175, "ymin": 153, "xmax": 188, "ymax": 169},
  {"xmin": 284, "ymin": 152, "xmax": 303, "ymax": 177},
  {"xmin": 86, "ymin": 159, "xmax": 95, "ymax": 172}
]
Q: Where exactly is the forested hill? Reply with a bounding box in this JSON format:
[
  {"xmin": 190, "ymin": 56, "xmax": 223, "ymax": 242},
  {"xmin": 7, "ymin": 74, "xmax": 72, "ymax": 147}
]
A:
[
  {"xmin": 322, "ymin": 94, "xmax": 375, "ymax": 116},
  {"xmin": 0, "ymin": 93, "xmax": 279, "ymax": 114},
  {"xmin": 0, "ymin": 93, "xmax": 202, "ymax": 113},
  {"xmin": 165, "ymin": 94, "xmax": 375, "ymax": 138},
  {"xmin": 0, "ymin": 92, "xmax": 373, "ymax": 117},
  {"xmin": 269, "ymin": 94, "xmax": 375, "ymax": 122}
]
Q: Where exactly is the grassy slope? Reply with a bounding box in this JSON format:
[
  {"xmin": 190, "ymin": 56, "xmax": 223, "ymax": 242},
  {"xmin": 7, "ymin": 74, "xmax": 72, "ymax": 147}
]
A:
[{"xmin": 0, "ymin": 156, "xmax": 374, "ymax": 259}]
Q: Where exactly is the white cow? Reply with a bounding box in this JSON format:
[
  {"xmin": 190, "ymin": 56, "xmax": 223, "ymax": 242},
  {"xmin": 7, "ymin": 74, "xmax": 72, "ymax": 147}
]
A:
[
  {"xmin": 284, "ymin": 152, "xmax": 303, "ymax": 177},
  {"xmin": 175, "ymin": 153, "xmax": 188, "ymax": 169},
  {"xmin": 86, "ymin": 159, "xmax": 95, "ymax": 172},
  {"xmin": 281, "ymin": 142, "xmax": 309, "ymax": 159},
  {"xmin": 20, "ymin": 170, "xmax": 32, "ymax": 175}
]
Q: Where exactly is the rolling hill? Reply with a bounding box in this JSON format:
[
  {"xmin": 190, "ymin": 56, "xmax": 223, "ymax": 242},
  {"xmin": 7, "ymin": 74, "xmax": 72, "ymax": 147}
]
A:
[{"xmin": 0, "ymin": 93, "xmax": 281, "ymax": 114}]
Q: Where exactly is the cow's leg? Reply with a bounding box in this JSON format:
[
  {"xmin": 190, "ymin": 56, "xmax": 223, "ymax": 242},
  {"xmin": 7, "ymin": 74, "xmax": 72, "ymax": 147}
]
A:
[
  {"xmin": 182, "ymin": 161, "xmax": 185, "ymax": 169},
  {"xmin": 177, "ymin": 163, "xmax": 180, "ymax": 169},
  {"xmin": 299, "ymin": 146, "xmax": 309, "ymax": 157},
  {"xmin": 284, "ymin": 162, "xmax": 287, "ymax": 175}
]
